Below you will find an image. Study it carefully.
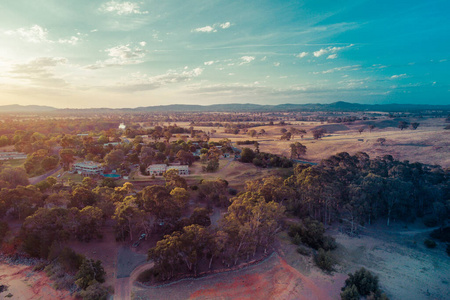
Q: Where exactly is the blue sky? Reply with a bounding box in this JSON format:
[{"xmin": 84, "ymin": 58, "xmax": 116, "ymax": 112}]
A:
[{"xmin": 0, "ymin": 0, "xmax": 448, "ymax": 108}]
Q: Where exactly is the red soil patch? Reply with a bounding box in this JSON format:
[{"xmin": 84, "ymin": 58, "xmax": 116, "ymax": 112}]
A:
[
  {"xmin": 0, "ymin": 264, "xmax": 75, "ymax": 299},
  {"xmin": 189, "ymin": 255, "xmax": 332, "ymax": 300}
]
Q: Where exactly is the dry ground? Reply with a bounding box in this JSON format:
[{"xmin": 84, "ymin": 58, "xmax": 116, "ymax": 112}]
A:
[
  {"xmin": 131, "ymin": 221, "xmax": 450, "ymax": 300},
  {"xmin": 0, "ymin": 264, "xmax": 75, "ymax": 300},
  {"xmin": 199, "ymin": 117, "xmax": 449, "ymax": 168}
]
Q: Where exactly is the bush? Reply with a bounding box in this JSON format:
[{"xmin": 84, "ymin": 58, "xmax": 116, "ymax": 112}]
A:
[
  {"xmin": 422, "ymin": 215, "xmax": 438, "ymax": 227},
  {"xmin": 341, "ymin": 268, "xmax": 389, "ymax": 299},
  {"xmin": 0, "ymin": 221, "xmax": 10, "ymax": 245},
  {"xmin": 296, "ymin": 246, "xmax": 310, "ymax": 256},
  {"xmin": 137, "ymin": 268, "xmax": 158, "ymax": 283},
  {"xmin": 77, "ymin": 282, "xmax": 110, "ymax": 300},
  {"xmin": 288, "ymin": 218, "xmax": 336, "ymax": 250},
  {"xmin": 446, "ymin": 244, "xmax": 450, "ymax": 256},
  {"xmin": 315, "ymin": 248, "xmax": 335, "ymax": 272},
  {"xmin": 424, "ymin": 239, "xmax": 437, "ymax": 248},
  {"xmin": 430, "ymin": 226, "xmax": 450, "ymax": 243}
]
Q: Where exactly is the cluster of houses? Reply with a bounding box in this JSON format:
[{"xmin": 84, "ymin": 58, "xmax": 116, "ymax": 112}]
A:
[
  {"xmin": 72, "ymin": 161, "xmax": 190, "ymax": 177},
  {"xmin": 0, "ymin": 151, "xmax": 27, "ymax": 160}
]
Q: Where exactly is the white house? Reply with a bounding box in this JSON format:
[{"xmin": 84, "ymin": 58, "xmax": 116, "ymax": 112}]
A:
[
  {"xmin": 146, "ymin": 164, "xmax": 189, "ymax": 176},
  {"xmin": 73, "ymin": 161, "xmax": 104, "ymax": 176}
]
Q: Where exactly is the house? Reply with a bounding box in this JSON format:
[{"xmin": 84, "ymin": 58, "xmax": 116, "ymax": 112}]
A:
[
  {"xmin": 146, "ymin": 164, "xmax": 189, "ymax": 176},
  {"xmin": 118, "ymin": 123, "xmax": 126, "ymax": 130},
  {"xmin": 73, "ymin": 161, "xmax": 104, "ymax": 176}
]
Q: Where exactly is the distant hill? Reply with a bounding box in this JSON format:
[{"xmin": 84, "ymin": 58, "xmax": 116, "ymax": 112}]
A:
[
  {"xmin": 1, "ymin": 102, "xmax": 449, "ymax": 113},
  {"xmin": 0, "ymin": 104, "xmax": 57, "ymax": 113}
]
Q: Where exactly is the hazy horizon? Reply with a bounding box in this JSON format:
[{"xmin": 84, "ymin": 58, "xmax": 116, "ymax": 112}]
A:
[{"xmin": 0, "ymin": 0, "xmax": 449, "ymax": 108}]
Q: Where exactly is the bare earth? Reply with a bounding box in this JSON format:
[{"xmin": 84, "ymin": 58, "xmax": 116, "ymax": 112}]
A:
[
  {"xmin": 0, "ymin": 264, "xmax": 75, "ymax": 300},
  {"xmin": 131, "ymin": 222, "xmax": 450, "ymax": 300}
]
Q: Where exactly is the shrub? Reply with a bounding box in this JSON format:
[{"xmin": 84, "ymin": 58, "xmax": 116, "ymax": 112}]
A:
[
  {"xmin": 296, "ymin": 246, "xmax": 310, "ymax": 256},
  {"xmin": 0, "ymin": 221, "xmax": 9, "ymax": 245},
  {"xmin": 422, "ymin": 215, "xmax": 438, "ymax": 227},
  {"xmin": 424, "ymin": 239, "xmax": 437, "ymax": 248},
  {"xmin": 341, "ymin": 284, "xmax": 360, "ymax": 300},
  {"xmin": 315, "ymin": 248, "xmax": 335, "ymax": 272},
  {"xmin": 341, "ymin": 268, "xmax": 389, "ymax": 299},
  {"xmin": 430, "ymin": 226, "xmax": 450, "ymax": 243},
  {"xmin": 446, "ymin": 244, "xmax": 450, "ymax": 256},
  {"xmin": 77, "ymin": 282, "xmax": 110, "ymax": 300}
]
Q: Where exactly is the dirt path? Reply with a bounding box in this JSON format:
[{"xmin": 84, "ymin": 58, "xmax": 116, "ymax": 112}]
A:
[
  {"xmin": 114, "ymin": 247, "xmax": 147, "ymax": 300},
  {"xmin": 133, "ymin": 252, "xmax": 337, "ymax": 300}
]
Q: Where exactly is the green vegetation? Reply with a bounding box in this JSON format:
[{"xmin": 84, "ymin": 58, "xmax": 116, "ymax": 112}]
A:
[
  {"xmin": 341, "ymin": 268, "xmax": 388, "ymax": 300},
  {"xmin": 424, "ymin": 239, "xmax": 437, "ymax": 248}
]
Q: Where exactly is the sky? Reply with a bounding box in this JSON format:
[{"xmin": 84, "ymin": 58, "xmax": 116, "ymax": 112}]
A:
[{"xmin": 0, "ymin": 0, "xmax": 449, "ymax": 108}]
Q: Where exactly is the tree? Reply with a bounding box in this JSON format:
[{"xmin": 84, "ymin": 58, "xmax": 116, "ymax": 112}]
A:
[
  {"xmin": 358, "ymin": 127, "xmax": 365, "ymax": 134},
  {"xmin": 75, "ymin": 259, "xmax": 106, "ymax": 290},
  {"xmin": 410, "ymin": 122, "xmax": 420, "ymax": 130},
  {"xmin": 59, "ymin": 149, "xmax": 75, "ymax": 171},
  {"xmin": 113, "ymin": 196, "xmax": 145, "ymax": 241},
  {"xmin": 312, "ymin": 128, "xmax": 326, "ymax": 139},
  {"xmin": 369, "ymin": 125, "xmax": 375, "ymax": 132},
  {"xmin": 104, "ymin": 149, "xmax": 124, "ymax": 169},
  {"xmin": 240, "ymin": 148, "xmax": 255, "ymax": 163},
  {"xmin": 290, "ymin": 142, "xmax": 307, "ymax": 159},
  {"xmin": 341, "ymin": 268, "xmax": 388, "ymax": 299},
  {"xmin": 398, "ymin": 121, "xmax": 409, "ymax": 130},
  {"xmin": 280, "ymin": 132, "xmax": 292, "ymax": 140},
  {"xmin": 248, "ymin": 129, "xmax": 257, "ymax": 138},
  {"xmin": 164, "ymin": 169, "xmax": 187, "ymax": 190},
  {"xmin": 376, "ymin": 138, "xmax": 386, "ymax": 146},
  {"xmin": 0, "ymin": 166, "xmax": 29, "ymax": 189}
]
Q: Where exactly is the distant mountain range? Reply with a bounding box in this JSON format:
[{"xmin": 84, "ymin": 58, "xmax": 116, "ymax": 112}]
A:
[{"xmin": 1, "ymin": 102, "xmax": 449, "ymax": 113}]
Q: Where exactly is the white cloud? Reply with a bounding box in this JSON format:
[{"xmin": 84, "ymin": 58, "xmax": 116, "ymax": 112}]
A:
[
  {"xmin": 5, "ymin": 25, "xmax": 49, "ymax": 43},
  {"xmin": 204, "ymin": 61, "xmax": 214, "ymax": 66},
  {"xmin": 239, "ymin": 56, "xmax": 255, "ymax": 65},
  {"xmin": 327, "ymin": 54, "xmax": 337, "ymax": 59},
  {"xmin": 219, "ymin": 22, "xmax": 231, "ymax": 29},
  {"xmin": 192, "ymin": 22, "xmax": 232, "ymax": 33},
  {"xmin": 261, "ymin": 56, "xmax": 267, "ymax": 61},
  {"xmin": 390, "ymin": 74, "xmax": 407, "ymax": 79},
  {"xmin": 100, "ymin": 1, "xmax": 148, "ymax": 15},
  {"xmin": 58, "ymin": 36, "xmax": 80, "ymax": 45},
  {"xmin": 193, "ymin": 26, "xmax": 216, "ymax": 33},
  {"xmin": 139, "ymin": 41, "xmax": 146, "ymax": 47},
  {"xmin": 273, "ymin": 62, "xmax": 280, "ymax": 67},
  {"xmin": 86, "ymin": 44, "xmax": 146, "ymax": 69},
  {"xmin": 5, "ymin": 25, "xmax": 83, "ymax": 45},
  {"xmin": 296, "ymin": 52, "xmax": 308, "ymax": 58},
  {"xmin": 91, "ymin": 29, "xmax": 98, "ymax": 32},
  {"xmin": 313, "ymin": 44, "xmax": 354, "ymax": 57},
  {"xmin": 317, "ymin": 65, "xmax": 361, "ymax": 74}
]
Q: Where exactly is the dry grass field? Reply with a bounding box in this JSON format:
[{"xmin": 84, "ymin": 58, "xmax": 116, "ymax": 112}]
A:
[{"xmin": 193, "ymin": 117, "xmax": 449, "ymax": 168}]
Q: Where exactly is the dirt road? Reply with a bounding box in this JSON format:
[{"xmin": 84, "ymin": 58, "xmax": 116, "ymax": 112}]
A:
[{"xmin": 114, "ymin": 247, "xmax": 147, "ymax": 300}]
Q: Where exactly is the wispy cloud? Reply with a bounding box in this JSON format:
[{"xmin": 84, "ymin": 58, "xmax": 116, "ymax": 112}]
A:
[
  {"xmin": 327, "ymin": 54, "xmax": 337, "ymax": 59},
  {"xmin": 390, "ymin": 74, "xmax": 407, "ymax": 79},
  {"xmin": 296, "ymin": 52, "xmax": 308, "ymax": 58},
  {"xmin": 9, "ymin": 57, "xmax": 68, "ymax": 87},
  {"xmin": 314, "ymin": 65, "xmax": 361, "ymax": 74},
  {"xmin": 239, "ymin": 56, "xmax": 255, "ymax": 65},
  {"xmin": 100, "ymin": 1, "xmax": 148, "ymax": 15},
  {"xmin": 313, "ymin": 44, "xmax": 354, "ymax": 57},
  {"xmin": 86, "ymin": 44, "xmax": 146, "ymax": 69},
  {"xmin": 5, "ymin": 25, "xmax": 49, "ymax": 43},
  {"xmin": 5, "ymin": 25, "xmax": 82, "ymax": 45},
  {"xmin": 192, "ymin": 22, "xmax": 232, "ymax": 33},
  {"xmin": 204, "ymin": 61, "xmax": 215, "ymax": 66},
  {"xmin": 112, "ymin": 67, "xmax": 204, "ymax": 92}
]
